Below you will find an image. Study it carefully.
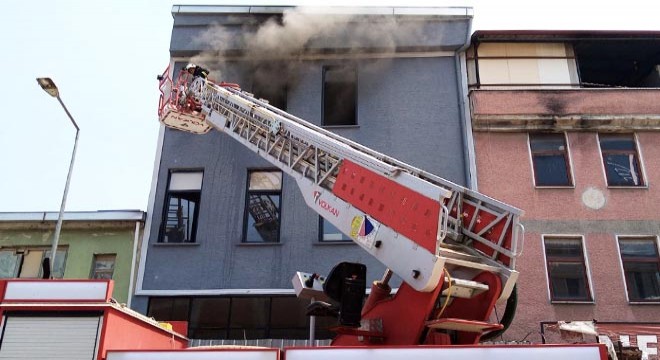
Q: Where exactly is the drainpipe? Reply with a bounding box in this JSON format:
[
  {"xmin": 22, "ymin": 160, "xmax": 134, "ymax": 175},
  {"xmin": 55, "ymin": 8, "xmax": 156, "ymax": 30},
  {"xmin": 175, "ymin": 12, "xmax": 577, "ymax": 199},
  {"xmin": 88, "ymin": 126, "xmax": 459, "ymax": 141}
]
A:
[
  {"xmin": 127, "ymin": 219, "xmax": 141, "ymax": 308},
  {"xmin": 455, "ymin": 10, "xmax": 478, "ymax": 190}
]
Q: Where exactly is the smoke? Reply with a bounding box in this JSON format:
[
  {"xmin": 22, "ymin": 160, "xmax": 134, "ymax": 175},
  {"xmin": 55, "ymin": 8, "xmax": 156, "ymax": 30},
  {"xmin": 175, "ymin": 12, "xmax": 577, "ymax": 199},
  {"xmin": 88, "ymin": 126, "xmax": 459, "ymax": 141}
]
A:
[{"xmin": 190, "ymin": 7, "xmax": 434, "ymax": 100}]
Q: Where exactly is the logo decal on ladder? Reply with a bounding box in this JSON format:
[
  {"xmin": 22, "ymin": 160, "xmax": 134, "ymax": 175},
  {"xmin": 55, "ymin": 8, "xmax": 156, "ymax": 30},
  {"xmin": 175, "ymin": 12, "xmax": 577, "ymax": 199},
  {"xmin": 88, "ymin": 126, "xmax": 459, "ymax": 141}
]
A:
[
  {"xmin": 351, "ymin": 215, "xmax": 380, "ymax": 248},
  {"xmin": 313, "ymin": 191, "xmax": 339, "ymax": 217}
]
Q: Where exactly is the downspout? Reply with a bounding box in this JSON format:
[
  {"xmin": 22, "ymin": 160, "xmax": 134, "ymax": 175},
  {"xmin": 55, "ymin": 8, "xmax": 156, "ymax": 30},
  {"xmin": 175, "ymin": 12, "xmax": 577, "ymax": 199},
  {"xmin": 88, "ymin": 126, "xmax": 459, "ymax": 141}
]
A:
[
  {"xmin": 455, "ymin": 9, "xmax": 478, "ymax": 190},
  {"xmin": 127, "ymin": 219, "xmax": 142, "ymax": 308}
]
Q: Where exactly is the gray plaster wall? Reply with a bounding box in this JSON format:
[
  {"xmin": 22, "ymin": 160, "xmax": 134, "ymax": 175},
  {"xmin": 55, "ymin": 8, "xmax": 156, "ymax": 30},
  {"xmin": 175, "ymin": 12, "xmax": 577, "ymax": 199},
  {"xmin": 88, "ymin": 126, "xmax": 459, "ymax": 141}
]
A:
[{"xmin": 140, "ymin": 55, "xmax": 467, "ymax": 292}]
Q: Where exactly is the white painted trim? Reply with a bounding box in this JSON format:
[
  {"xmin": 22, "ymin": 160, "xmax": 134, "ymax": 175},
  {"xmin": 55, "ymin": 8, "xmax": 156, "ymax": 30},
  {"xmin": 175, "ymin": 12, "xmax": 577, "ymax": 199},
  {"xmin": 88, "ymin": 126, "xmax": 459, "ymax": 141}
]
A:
[
  {"xmin": 565, "ymin": 131, "xmax": 576, "ymax": 187},
  {"xmin": 137, "ymin": 289, "xmax": 296, "ymax": 296},
  {"xmin": 527, "ymin": 133, "xmax": 536, "ymax": 188},
  {"xmin": 135, "ymin": 122, "xmax": 167, "ymax": 295},
  {"xmin": 614, "ymin": 234, "xmax": 660, "ymax": 304},
  {"xmin": 127, "ymin": 220, "xmax": 140, "ymax": 308},
  {"xmin": 634, "ymin": 132, "xmax": 649, "ymax": 187},
  {"xmin": 541, "ymin": 234, "xmax": 594, "ymax": 303},
  {"xmin": 0, "ymin": 211, "xmax": 145, "ymax": 222}
]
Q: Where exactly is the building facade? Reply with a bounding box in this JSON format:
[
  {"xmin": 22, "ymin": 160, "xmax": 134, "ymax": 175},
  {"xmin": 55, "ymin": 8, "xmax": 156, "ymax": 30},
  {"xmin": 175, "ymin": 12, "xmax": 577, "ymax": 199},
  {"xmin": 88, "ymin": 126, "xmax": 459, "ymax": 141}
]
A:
[
  {"xmin": 0, "ymin": 210, "xmax": 145, "ymax": 304},
  {"xmin": 133, "ymin": 5, "xmax": 475, "ymax": 342},
  {"xmin": 467, "ymin": 31, "xmax": 660, "ymax": 354}
]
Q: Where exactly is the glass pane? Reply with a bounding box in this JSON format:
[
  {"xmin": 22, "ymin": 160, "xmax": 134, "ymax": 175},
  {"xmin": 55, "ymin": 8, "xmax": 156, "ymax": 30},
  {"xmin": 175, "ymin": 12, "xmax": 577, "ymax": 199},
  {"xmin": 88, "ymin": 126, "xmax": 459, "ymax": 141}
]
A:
[
  {"xmin": 245, "ymin": 194, "xmax": 281, "ymax": 243},
  {"xmin": 600, "ymin": 134, "xmax": 635, "ymax": 151},
  {"xmin": 163, "ymin": 191, "xmax": 199, "ymax": 243},
  {"xmin": 545, "ymin": 239, "xmax": 583, "ymax": 258},
  {"xmin": 620, "ymin": 239, "xmax": 659, "ymax": 258},
  {"xmin": 623, "ymin": 262, "xmax": 660, "ymax": 301},
  {"xmin": 0, "ymin": 251, "xmax": 21, "ymax": 278},
  {"xmin": 249, "ymin": 171, "xmax": 282, "ymax": 190},
  {"xmin": 169, "ymin": 172, "xmax": 203, "ymax": 191},
  {"xmin": 190, "ymin": 298, "xmax": 230, "ymax": 327},
  {"xmin": 321, "ymin": 218, "xmax": 351, "ymax": 241},
  {"xmin": 230, "ymin": 297, "xmax": 269, "ymax": 328},
  {"xmin": 270, "ymin": 297, "xmax": 308, "ymax": 329},
  {"xmin": 148, "ymin": 297, "xmax": 190, "ymax": 321},
  {"xmin": 604, "ymin": 154, "xmax": 642, "ymax": 186},
  {"xmin": 548, "ymin": 262, "xmax": 589, "ymax": 300},
  {"xmin": 530, "ymin": 134, "xmax": 566, "ymax": 152},
  {"xmin": 533, "ymin": 154, "xmax": 570, "ymax": 186}
]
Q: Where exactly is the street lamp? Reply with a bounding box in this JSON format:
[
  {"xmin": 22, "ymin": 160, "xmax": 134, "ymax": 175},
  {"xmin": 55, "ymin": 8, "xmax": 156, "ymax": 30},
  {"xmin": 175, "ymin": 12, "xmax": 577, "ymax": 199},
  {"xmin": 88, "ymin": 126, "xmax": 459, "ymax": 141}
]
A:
[{"xmin": 36, "ymin": 77, "xmax": 80, "ymax": 278}]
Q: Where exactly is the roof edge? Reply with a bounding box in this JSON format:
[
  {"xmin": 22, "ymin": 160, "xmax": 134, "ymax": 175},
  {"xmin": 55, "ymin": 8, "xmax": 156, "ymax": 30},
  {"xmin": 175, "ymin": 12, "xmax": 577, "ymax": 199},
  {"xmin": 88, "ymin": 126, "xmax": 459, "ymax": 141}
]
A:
[{"xmin": 0, "ymin": 210, "xmax": 146, "ymax": 222}]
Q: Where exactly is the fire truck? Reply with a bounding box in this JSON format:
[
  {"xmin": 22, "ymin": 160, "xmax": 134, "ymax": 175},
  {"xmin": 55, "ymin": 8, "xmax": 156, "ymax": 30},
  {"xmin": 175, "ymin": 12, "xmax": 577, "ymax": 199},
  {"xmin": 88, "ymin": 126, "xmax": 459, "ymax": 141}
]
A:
[{"xmin": 0, "ymin": 67, "xmax": 607, "ymax": 360}]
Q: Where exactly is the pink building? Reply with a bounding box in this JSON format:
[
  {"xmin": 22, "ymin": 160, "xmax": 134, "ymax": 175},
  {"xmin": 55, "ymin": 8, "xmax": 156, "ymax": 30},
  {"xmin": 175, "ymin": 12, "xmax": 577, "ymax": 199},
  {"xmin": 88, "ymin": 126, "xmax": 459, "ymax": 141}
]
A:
[{"xmin": 467, "ymin": 31, "xmax": 660, "ymax": 357}]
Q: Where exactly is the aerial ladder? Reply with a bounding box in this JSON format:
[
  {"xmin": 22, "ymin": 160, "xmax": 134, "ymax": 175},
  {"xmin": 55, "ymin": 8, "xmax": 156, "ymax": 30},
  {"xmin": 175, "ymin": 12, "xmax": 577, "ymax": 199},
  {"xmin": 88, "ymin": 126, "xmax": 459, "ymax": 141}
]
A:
[{"xmin": 157, "ymin": 66, "xmax": 525, "ymax": 346}]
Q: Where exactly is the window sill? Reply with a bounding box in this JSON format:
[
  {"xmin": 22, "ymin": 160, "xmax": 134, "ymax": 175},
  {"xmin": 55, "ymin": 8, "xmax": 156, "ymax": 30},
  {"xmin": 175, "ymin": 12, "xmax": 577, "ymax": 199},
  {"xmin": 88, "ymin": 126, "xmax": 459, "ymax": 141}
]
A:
[
  {"xmin": 154, "ymin": 242, "xmax": 200, "ymax": 247},
  {"xmin": 315, "ymin": 241, "xmax": 356, "ymax": 246},
  {"xmin": 322, "ymin": 125, "xmax": 360, "ymax": 129},
  {"xmin": 628, "ymin": 301, "xmax": 660, "ymax": 305},
  {"xmin": 237, "ymin": 242, "xmax": 283, "ymax": 247},
  {"xmin": 550, "ymin": 300, "xmax": 594, "ymax": 305},
  {"xmin": 534, "ymin": 185, "xmax": 575, "ymax": 189},
  {"xmin": 606, "ymin": 185, "xmax": 649, "ymax": 189}
]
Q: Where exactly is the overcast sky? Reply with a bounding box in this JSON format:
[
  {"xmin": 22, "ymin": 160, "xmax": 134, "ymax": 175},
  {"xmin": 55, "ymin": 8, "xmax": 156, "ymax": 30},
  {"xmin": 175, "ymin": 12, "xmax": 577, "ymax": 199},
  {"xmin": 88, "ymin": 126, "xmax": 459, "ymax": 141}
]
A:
[{"xmin": 1, "ymin": 0, "xmax": 658, "ymax": 212}]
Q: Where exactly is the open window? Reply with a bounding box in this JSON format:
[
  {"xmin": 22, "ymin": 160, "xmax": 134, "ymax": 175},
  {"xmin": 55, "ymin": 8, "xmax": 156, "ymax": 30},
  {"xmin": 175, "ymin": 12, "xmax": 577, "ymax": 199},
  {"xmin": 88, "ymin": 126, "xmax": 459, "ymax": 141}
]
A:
[
  {"xmin": 160, "ymin": 171, "xmax": 203, "ymax": 243},
  {"xmin": 322, "ymin": 65, "xmax": 357, "ymax": 126},
  {"xmin": 543, "ymin": 236, "xmax": 592, "ymax": 302}
]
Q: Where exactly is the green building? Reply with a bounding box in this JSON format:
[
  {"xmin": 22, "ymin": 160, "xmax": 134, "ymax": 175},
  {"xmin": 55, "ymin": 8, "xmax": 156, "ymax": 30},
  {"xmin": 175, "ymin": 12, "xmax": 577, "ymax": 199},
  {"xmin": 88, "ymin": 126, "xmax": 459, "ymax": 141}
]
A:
[{"xmin": 0, "ymin": 211, "xmax": 145, "ymax": 304}]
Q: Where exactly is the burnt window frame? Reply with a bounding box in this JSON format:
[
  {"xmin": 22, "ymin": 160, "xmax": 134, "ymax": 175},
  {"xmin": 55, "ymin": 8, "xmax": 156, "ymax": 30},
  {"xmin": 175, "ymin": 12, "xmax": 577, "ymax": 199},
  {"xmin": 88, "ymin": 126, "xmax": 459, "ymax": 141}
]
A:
[
  {"xmin": 529, "ymin": 133, "xmax": 574, "ymax": 187},
  {"xmin": 322, "ymin": 65, "xmax": 358, "ymax": 127},
  {"xmin": 242, "ymin": 169, "xmax": 283, "ymax": 244},
  {"xmin": 617, "ymin": 236, "xmax": 660, "ymax": 303},
  {"xmin": 158, "ymin": 170, "xmax": 203, "ymax": 243},
  {"xmin": 598, "ymin": 133, "xmax": 646, "ymax": 188},
  {"xmin": 543, "ymin": 236, "xmax": 593, "ymax": 303}
]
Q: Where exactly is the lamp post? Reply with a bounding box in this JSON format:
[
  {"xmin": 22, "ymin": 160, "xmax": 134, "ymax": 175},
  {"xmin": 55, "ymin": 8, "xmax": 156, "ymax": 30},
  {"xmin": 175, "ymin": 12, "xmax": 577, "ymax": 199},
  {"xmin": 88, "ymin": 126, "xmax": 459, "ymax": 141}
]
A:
[{"xmin": 36, "ymin": 77, "xmax": 80, "ymax": 278}]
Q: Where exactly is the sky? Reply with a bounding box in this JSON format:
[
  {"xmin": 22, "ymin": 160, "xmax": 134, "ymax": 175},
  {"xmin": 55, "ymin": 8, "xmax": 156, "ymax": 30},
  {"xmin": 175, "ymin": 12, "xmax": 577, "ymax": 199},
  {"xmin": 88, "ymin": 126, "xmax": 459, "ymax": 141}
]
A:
[{"xmin": 1, "ymin": 0, "xmax": 659, "ymax": 213}]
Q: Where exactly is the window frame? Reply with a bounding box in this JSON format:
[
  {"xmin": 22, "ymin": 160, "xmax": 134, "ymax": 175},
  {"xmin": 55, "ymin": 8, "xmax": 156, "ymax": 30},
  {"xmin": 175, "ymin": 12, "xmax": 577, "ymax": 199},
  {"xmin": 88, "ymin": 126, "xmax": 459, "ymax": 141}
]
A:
[
  {"xmin": 597, "ymin": 133, "xmax": 647, "ymax": 188},
  {"xmin": 616, "ymin": 235, "xmax": 660, "ymax": 304},
  {"xmin": 321, "ymin": 65, "xmax": 358, "ymax": 127},
  {"xmin": 158, "ymin": 170, "xmax": 203, "ymax": 244},
  {"xmin": 90, "ymin": 254, "xmax": 116, "ymax": 280},
  {"xmin": 528, "ymin": 132, "xmax": 574, "ymax": 188},
  {"xmin": 318, "ymin": 216, "xmax": 353, "ymax": 243},
  {"xmin": 242, "ymin": 169, "xmax": 283, "ymax": 244},
  {"xmin": 542, "ymin": 235, "xmax": 594, "ymax": 303}
]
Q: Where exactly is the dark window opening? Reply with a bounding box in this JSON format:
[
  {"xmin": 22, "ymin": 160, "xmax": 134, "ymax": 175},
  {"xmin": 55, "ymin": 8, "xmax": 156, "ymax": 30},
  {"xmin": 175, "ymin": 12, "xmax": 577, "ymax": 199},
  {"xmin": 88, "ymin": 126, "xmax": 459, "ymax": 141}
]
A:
[
  {"xmin": 323, "ymin": 65, "xmax": 357, "ymax": 126},
  {"xmin": 619, "ymin": 238, "xmax": 660, "ymax": 302},
  {"xmin": 544, "ymin": 237, "xmax": 592, "ymax": 301},
  {"xmin": 251, "ymin": 63, "xmax": 288, "ymax": 111},
  {"xmin": 159, "ymin": 171, "xmax": 203, "ymax": 243},
  {"xmin": 243, "ymin": 171, "xmax": 282, "ymax": 243},
  {"xmin": 530, "ymin": 133, "xmax": 572, "ymax": 186},
  {"xmin": 575, "ymin": 39, "xmax": 660, "ymax": 88},
  {"xmin": 599, "ymin": 134, "xmax": 644, "ymax": 187},
  {"xmin": 147, "ymin": 296, "xmax": 337, "ymax": 340}
]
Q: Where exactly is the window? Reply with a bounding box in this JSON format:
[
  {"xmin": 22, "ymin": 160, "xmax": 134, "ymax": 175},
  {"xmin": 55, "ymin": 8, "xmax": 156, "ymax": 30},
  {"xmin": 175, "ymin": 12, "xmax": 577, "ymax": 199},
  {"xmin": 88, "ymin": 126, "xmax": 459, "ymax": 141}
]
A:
[
  {"xmin": 243, "ymin": 170, "xmax": 282, "ymax": 243},
  {"xmin": 148, "ymin": 295, "xmax": 336, "ymax": 340},
  {"xmin": 530, "ymin": 133, "xmax": 572, "ymax": 186},
  {"xmin": 251, "ymin": 63, "xmax": 287, "ymax": 110},
  {"xmin": 599, "ymin": 134, "xmax": 645, "ymax": 187},
  {"xmin": 0, "ymin": 248, "xmax": 66, "ymax": 279},
  {"xmin": 90, "ymin": 254, "xmax": 116, "ymax": 279},
  {"xmin": 544, "ymin": 237, "xmax": 592, "ymax": 301},
  {"xmin": 319, "ymin": 217, "xmax": 351, "ymax": 242},
  {"xmin": 618, "ymin": 237, "xmax": 660, "ymax": 302},
  {"xmin": 322, "ymin": 65, "xmax": 357, "ymax": 126},
  {"xmin": 160, "ymin": 171, "xmax": 203, "ymax": 243}
]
